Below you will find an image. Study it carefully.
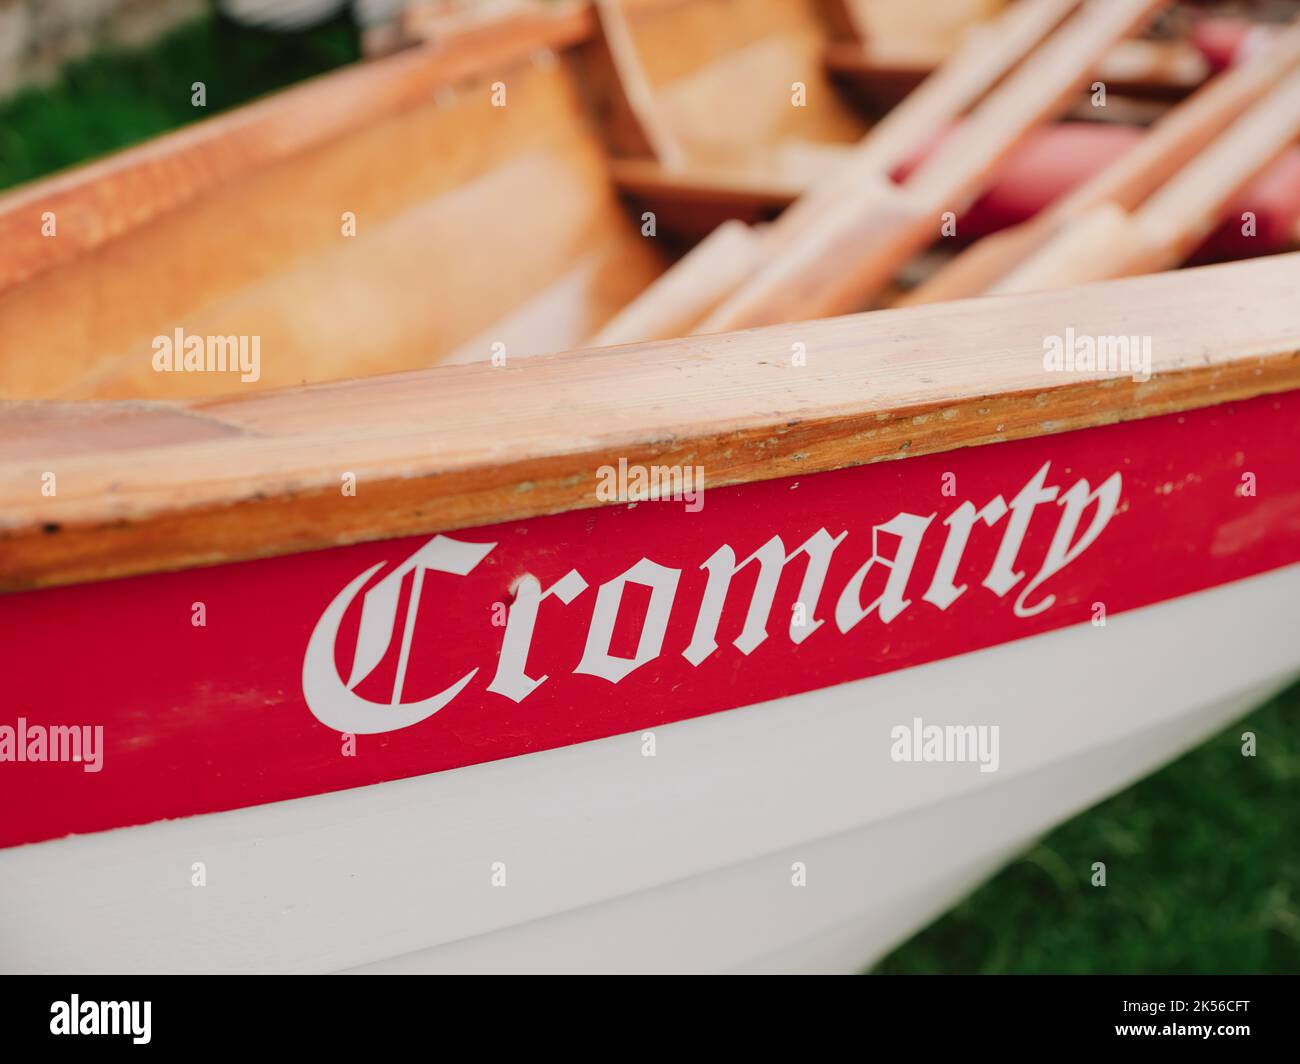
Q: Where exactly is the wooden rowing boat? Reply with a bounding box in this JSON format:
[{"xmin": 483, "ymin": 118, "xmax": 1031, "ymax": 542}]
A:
[{"xmin": 2, "ymin": 0, "xmax": 1298, "ymax": 974}]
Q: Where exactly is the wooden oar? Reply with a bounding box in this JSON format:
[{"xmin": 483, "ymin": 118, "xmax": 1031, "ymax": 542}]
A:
[
  {"xmin": 988, "ymin": 65, "xmax": 1300, "ymax": 293},
  {"xmin": 698, "ymin": 0, "xmax": 1166, "ymax": 333},
  {"xmin": 902, "ymin": 15, "xmax": 1300, "ymax": 305},
  {"xmin": 589, "ymin": 0, "xmax": 1083, "ymax": 344},
  {"xmin": 591, "ymin": 219, "xmax": 766, "ymax": 345},
  {"xmin": 771, "ymin": 0, "xmax": 1082, "ymax": 240}
]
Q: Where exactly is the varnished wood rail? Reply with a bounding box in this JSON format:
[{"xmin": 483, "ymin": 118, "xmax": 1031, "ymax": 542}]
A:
[{"xmin": 2, "ymin": 253, "xmax": 1299, "ymax": 592}]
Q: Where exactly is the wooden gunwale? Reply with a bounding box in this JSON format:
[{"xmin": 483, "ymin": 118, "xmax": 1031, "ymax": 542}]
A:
[{"xmin": 2, "ymin": 253, "xmax": 1299, "ymax": 593}]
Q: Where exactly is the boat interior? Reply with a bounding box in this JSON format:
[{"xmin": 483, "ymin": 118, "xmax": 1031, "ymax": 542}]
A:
[{"xmin": 0, "ymin": 0, "xmax": 1297, "ymax": 405}]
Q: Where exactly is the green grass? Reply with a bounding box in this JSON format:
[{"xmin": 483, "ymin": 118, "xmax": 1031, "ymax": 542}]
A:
[
  {"xmin": 0, "ymin": 11, "xmax": 359, "ymax": 191},
  {"xmin": 872, "ymin": 684, "xmax": 1300, "ymax": 973},
  {"xmin": 4, "ymin": 6, "xmax": 1298, "ymax": 976}
]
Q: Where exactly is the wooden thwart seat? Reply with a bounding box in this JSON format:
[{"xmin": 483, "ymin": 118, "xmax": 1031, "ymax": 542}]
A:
[{"xmin": 608, "ymin": 140, "xmax": 853, "ymax": 211}]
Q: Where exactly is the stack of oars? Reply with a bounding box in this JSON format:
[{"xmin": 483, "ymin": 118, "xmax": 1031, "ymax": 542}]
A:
[{"xmin": 589, "ymin": 0, "xmax": 1300, "ymax": 346}]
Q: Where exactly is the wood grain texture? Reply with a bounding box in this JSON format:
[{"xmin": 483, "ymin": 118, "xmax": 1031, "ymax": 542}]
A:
[
  {"xmin": 602, "ymin": 0, "xmax": 867, "ymax": 184},
  {"xmin": 0, "ymin": 30, "xmax": 669, "ymax": 400},
  {"xmin": 3, "ymin": 253, "xmax": 1299, "ymax": 592},
  {"xmin": 0, "ymin": 8, "xmax": 596, "ymax": 298}
]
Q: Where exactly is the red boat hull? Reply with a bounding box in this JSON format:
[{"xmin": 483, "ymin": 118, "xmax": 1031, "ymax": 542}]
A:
[{"xmin": 3, "ymin": 389, "xmax": 1299, "ymax": 849}]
